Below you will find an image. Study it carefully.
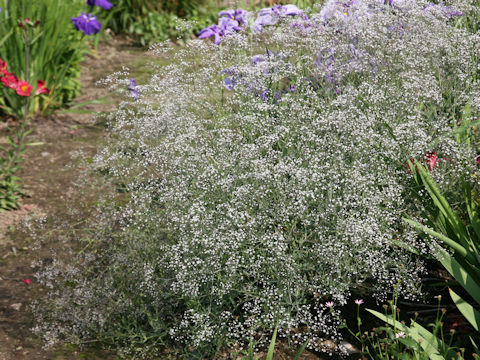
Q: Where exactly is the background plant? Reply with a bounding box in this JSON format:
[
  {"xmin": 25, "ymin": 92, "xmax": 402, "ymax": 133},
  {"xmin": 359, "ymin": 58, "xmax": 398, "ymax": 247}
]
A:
[
  {"xmin": 100, "ymin": 0, "xmax": 220, "ymax": 45},
  {"xmin": 397, "ymin": 161, "xmax": 480, "ymax": 358},
  {"xmin": 0, "ymin": 0, "xmax": 89, "ymax": 118},
  {"xmin": 0, "ymin": 126, "xmax": 30, "ymax": 211},
  {"xmin": 32, "ymin": 0, "xmax": 480, "ymax": 358},
  {"xmin": 337, "ymin": 293, "xmax": 463, "ymax": 360},
  {"xmin": 100, "ymin": 0, "xmax": 325, "ymax": 46}
]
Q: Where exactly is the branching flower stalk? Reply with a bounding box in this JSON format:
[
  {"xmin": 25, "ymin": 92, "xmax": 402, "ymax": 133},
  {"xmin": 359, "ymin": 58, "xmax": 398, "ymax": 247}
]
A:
[{"xmin": 0, "ymin": 19, "xmax": 35, "ymax": 209}]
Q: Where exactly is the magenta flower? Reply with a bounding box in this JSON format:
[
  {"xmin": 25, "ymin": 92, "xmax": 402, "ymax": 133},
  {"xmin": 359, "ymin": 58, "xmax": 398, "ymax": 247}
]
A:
[
  {"xmin": 354, "ymin": 299, "xmax": 364, "ymax": 305},
  {"xmin": 22, "ymin": 279, "xmax": 32, "ymax": 285},
  {"xmin": 71, "ymin": 13, "xmax": 102, "ymax": 35},
  {"xmin": 87, "ymin": 0, "xmax": 113, "ymax": 10}
]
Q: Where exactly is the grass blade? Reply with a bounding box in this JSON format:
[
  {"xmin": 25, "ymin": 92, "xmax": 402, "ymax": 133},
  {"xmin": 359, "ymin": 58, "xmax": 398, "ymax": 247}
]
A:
[{"xmin": 266, "ymin": 324, "xmax": 278, "ymax": 360}]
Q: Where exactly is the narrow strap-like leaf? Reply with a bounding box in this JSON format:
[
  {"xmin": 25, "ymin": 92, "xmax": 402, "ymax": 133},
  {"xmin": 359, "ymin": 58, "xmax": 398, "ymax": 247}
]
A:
[
  {"xmin": 449, "ymin": 288, "xmax": 480, "ymax": 332},
  {"xmin": 293, "ymin": 339, "xmax": 309, "ymax": 360},
  {"xmin": 438, "ymin": 248, "xmax": 480, "ymax": 304},
  {"xmin": 404, "ymin": 218, "xmax": 473, "ymax": 263},
  {"xmin": 366, "ymin": 309, "xmax": 447, "ymax": 360},
  {"xmin": 416, "ymin": 161, "xmax": 470, "ymax": 248},
  {"xmin": 266, "ymin": 324, "xmax": 278, "ymax": 360}
]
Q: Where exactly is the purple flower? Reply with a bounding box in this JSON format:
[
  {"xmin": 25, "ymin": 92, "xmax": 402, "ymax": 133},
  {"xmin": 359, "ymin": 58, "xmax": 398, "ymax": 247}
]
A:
[
  {"xmin": 279, "ymin": 4, "xmax": 304, "ymax": 16},
  {"xmin": 253, "ymin": 4, "xmax": 305, "ymax": 33},
  {"xmin": 423, "ymin": 3, "xmax": 464, "ymax": 19},
  {"xmin": 250, "ymin": 50, "xmax": 274, "ymax": 65},
  {"xmin": 198, "ymin": 8, "xmax": 248, "ymax": 45},
  {"xmin": 223, "ymin": 77, "xmax": 236, "ymax": 91},
  {"xmin": 198, "ymin": 24, "xmax": 225, "ymax": 45},
  {"xmin": 354, "ymin": 299, "xmax": 364, "ymax": 305},
  {"xmin": 319, "ymin": 0, "xmax": 359, "ymax": 24},
  {"xmin": 128, "ymin": 78, "xmax": 139, "ymax": 100},
  {"xmin": 218, "ymin": 17, "xmax": 242, "ymax": 32},
  {"xmin": 71, "ymin": 13, "xmax": 102, "ymax": 35},
  {"xmin": 87, "ymin": 0, "xmax": 113, "ymax": 10},
  {"xmin": 326, "ymin": 301, "xmax": 334, "ymax": 307},
  {"xmin": 219, "ymin": 9, "xmax": 248, "ymax": 27}
]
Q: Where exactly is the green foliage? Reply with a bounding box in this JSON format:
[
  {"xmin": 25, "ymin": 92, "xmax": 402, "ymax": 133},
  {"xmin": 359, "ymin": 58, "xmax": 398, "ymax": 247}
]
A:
[
  {"xmin": 101, "ymin": 0, "xmax": 218, "ymax": 45},
  {"xmin": 404, "ymin": 161, "xmax": 480, "ymax": 354},
  {"xmin": 0, "ymin": 126, "xmax": 30, "ymax": 211},
  {"xmin": 240, "ymin": 324, "xmax": 308, "ymax": 360},
  {"xmin": 341, "ymin": 292, "xmax": 462, "ymax": 360},
  {"xmin": 100, "ymin": 0, "xmax": 326, "ymax": 46},
  {"xmin": 128, "ymin": 12, "xmax": 180, "ymax": 47},
  {"xmin": 367, "ymin": 308, "xmax": 461, "ymax": 360},
  {"xmin": 0, "ymin": 0, "xmax": 89, "ymax": 118}
]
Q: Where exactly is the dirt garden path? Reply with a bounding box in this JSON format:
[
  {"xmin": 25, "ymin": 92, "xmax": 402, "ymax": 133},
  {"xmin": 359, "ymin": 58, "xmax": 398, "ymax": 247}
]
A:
[{"xmin": 0, "ymin": 36, "xmax": 149, "ymax": 360}]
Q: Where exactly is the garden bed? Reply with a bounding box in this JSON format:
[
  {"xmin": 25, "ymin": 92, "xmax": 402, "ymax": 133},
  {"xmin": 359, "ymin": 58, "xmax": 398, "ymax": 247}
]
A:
[{"xmin": 1, "ymin": 1, "xmax": 479, "ymax": 359}]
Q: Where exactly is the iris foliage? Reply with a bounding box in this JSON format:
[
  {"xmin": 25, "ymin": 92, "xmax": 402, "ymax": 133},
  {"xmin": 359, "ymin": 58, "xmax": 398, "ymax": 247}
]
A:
[{"xmin": 0, "ymin": 0, "xmax": 89, "ymax": 117}]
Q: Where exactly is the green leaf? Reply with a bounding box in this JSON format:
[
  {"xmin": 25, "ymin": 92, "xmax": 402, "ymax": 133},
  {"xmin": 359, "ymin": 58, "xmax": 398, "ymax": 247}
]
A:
[
  {"xmin": 366, "ymin": 309, "xmax": 448, "ymax": 360},
  {"xmin": 26, "ymin": 142, "xmax": 45, "ymax": 146},
  {"xmin": 397, "ymin": 337, "xmax": 420, "ymax": 348},
  {"xmin": 439, "ymin": 248, "xmax": 480, "ymax": 304},
  {"xmin": 449, "ymin": 288, "xmax": 480, "ymax": 332},
  {"xmin": 293, "ymin": 339, "xmax": 309, "ymax": 360},
  {"xmin": 0, "ymin": 28, "xmax": 13, "ymax": 47},
  {"xmin": 471, "ymin": 336, "xmax": 479, "ymax": 353},
  {"xmin": 266, "ymin": 324, "xmax": 278, "ymax": 360},
  {"xmin": 404, "ymin": 218, "xmax": 472, "ymax": 262},
  {"xmin": 415, "ymin": 161, "xmax": 470, "ymax": 248}
]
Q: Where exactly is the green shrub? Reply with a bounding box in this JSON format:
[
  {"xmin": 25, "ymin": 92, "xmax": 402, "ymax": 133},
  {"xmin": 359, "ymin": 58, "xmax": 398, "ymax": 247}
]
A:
[{"xmin": 101, "ymin": 0, "xmax": 218, "ymax": 45}]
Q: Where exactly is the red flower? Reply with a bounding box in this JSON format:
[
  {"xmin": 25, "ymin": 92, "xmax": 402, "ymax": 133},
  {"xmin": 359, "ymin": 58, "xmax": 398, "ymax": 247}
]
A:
[
  {"xmin": 16, "ymin": 81, "xmax": 32, "ymax": 96},
  {"xmin": 1, "ymin": 73, "xmax": 19, "ymax": 89},
  {"xmin": 35, "ymin": 80, "xmax": 50, "ymax": 95},
  {"xmin": 18, "ymin": 18, "xmax": 31, "ymax": 28},
  {"xmin": 22, "ymin": 279, "xmax": 32, "ymax": 285},
  {"xmin": 476, "ymin": 156, "xmax": 480, "ymax": 165},
  {"xmin": 425, "ymin": 151, "xmax": 437, "ymax": 171},
  {"xmin": 405, "ymin": 157, "xmax": 417, "ymax": 174}
]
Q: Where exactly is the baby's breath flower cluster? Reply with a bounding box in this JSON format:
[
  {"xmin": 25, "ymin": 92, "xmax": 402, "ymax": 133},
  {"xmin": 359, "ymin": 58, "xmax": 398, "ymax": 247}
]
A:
[{"xmin": 33, "ymin": 0, "xmax": 480, "ymax": 357}]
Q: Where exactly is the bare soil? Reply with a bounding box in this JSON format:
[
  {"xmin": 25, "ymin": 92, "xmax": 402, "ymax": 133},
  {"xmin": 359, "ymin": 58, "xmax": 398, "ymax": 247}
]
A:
[{"xmin": 0, "ymin": 36, "xmax": 146, "ymax": 360}]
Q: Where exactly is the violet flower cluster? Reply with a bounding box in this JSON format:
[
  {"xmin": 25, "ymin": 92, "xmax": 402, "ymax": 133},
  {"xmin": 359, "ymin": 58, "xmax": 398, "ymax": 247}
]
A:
[
  {"xmin": 253, "ymin": 4, "xmax": 306, "ymax": 32},
  {"xmin": 198, "ymin": 5, "xmax": 306, "ymax": 44},
  {"xmin": 71, "ymin": 0, "xmax": 113, "ymax": 36},
  {"xmin": 198, "ymin": 9, "xmax": 248, "ymax": 45}
]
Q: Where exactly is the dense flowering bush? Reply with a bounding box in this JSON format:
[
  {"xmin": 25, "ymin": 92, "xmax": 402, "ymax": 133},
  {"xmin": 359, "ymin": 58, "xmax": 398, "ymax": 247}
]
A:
[{"xmin": 33, "ymin": 0, "xmax": 480, "ymax": 357}]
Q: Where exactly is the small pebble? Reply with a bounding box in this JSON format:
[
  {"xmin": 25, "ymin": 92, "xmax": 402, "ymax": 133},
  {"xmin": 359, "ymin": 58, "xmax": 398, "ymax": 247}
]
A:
[{"xmin": 340, "ymin": 341, "xmax": 360, "ymax": 354}]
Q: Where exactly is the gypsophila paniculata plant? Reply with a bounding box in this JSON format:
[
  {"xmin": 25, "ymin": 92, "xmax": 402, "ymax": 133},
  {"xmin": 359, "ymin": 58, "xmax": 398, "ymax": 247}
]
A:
[{"xmin": 32, "ymin": 0, "xmax": 480, "ymax": 357}]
